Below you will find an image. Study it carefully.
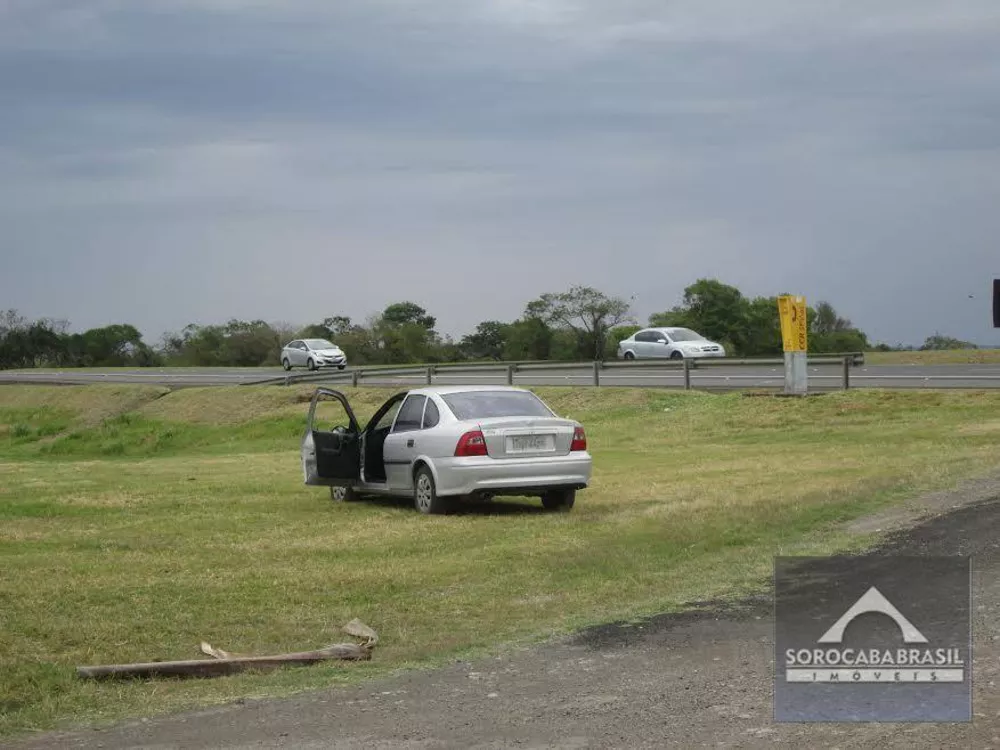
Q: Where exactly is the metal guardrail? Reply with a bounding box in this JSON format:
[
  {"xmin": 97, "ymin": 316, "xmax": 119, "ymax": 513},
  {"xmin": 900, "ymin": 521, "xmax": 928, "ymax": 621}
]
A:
[{"xmin": 258, "ymin": 353, "xmax": 869, "ymax": 391}]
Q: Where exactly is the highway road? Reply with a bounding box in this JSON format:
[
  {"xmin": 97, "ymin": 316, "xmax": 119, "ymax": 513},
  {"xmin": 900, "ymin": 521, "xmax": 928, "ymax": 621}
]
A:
[{"xmin": 4, "ymin": 363, "xmax": 1000, "ymax": 389}]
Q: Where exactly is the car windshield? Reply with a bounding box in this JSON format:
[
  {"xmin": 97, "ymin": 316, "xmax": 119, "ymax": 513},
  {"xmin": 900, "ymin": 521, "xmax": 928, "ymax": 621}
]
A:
[
  {"xmin": 304, "ymin": 339, "xmax": 336, "ymax": 349},
  {"xmin": 442, "ymin": 391, "xmax": 554, "ymax": 420},
  {"xmin": 666, "ymin": 329, "xmax": 706, "ymax": 342}
]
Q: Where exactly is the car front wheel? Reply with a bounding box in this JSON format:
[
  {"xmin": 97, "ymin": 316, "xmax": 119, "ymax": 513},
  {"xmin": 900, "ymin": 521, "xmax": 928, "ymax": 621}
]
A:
[
  {"xmin": 541, "ymin": 489, "xmax": 575, "ymax": 511},
  {"xmin": 307, "ymin": 358, "xmax": 317, "ymax": 370},
  {"xmin": 414, "ymin": 466, "xmax": 449, "ymax": 514}
]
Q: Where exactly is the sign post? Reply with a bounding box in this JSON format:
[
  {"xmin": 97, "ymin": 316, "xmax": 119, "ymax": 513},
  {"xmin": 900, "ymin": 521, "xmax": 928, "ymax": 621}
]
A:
[{"xmin": 777, "ymin": 295, "xmax": 808, "ymax": 395}]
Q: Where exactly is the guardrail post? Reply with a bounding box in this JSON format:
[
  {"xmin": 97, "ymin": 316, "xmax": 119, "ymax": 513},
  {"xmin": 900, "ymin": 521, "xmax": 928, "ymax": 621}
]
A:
[
  {"xmin": 351, "ymin": 369, "xmax": 359, "ymax": 387},
  {"xmin": 284, "ymin": 374, "xmax": 290, "ymax": 386},
  {"xmin": 842, "ymin": 357, "xmax": 850, "ymax": 390},
  {"xmin": 592, "ymin": 360, "xmax": 600, "ymax": 386},
  {"xmin": 683, "ymin": 358, "xmax": 691, "ymax": 390},
  {"xmin": 506, "ymin": 364, "xmax": 514, "ymax": 385},
  {"xmin": 426, "ymin": 365, "xmax": 434, "ymax": 385}
]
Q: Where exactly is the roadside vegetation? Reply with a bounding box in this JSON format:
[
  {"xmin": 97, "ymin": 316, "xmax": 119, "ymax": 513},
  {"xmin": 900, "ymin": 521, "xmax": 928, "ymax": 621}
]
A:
[
  {"xmin": 4, "ymin": 383, "xmax": 1000, "ymax": 736},
  {"xmin": 1, "ymin": 278, "xmax": 876, "ymax": 370}
]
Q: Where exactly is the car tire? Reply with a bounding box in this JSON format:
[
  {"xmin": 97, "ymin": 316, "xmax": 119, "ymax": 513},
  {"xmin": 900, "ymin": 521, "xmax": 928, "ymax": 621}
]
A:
[
  {"xmin": 669, "ymin": 350, "xmax": 684, "ymax": 360},
  {"xmin": 330, "ymin": 485, "xmax": 359, "ymax": 503},
  {"xmin": 413, "ymin": 465, "xmax": 449, "ymax": 515},
  {"xmin": 541, "ymin": 489, "xmax": 575, "ymax": 511},
  {"xmin": 338, "ymin": 364, "xmax": 346, "ymax": 370},
  {"xmin": 282, "ymin": 358, "xmax": 291, "ymax": 371},
  {"xmin": 623, "ymin": 351, "xmax": 635, "ymax": 360},
  {"xmin": 307, "ymin": 358, "xmax": 317, "ymax": 371}
]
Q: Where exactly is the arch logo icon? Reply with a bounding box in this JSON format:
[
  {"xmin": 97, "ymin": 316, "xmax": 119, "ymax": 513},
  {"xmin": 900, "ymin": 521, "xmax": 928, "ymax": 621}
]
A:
[{"xmin": 774, "ymin": 556, "xmax": 971, "ymax": 723}]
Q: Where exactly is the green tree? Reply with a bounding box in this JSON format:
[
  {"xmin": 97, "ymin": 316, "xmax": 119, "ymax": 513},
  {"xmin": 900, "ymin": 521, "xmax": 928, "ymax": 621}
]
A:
[
  {"xmin": 920, "ymin": 334, "xmax": 977, "ymax": 350},
  {"xmin": 381, "ymin": 302, "xmax": 436, "ymax": 330},
  {"xmin": 812, "ymin": 301, "xmax": 853, "ymax": 335},
  {"xmin": 731, "ymin": 296, "xmax": 782, "ymax": 356},
  {"xmin": 524, "ymin": 285, "xmax": 633, "ymax": 360},
  {"xmin": 460, "ymin": 321, "xmax": 508, "ymax": 360},
  {"xmin": 503, "ymin": 318, "xmax": 552, "ymax": 361},
  {"xmin": 658, "ymin": 279, "xmax": 746, "ymax": 346},
  {"xmin": 62, "ymin": 324, "xmax": 155, "ymax": 366},
  {"xmin": 372, "ymin": 303, "xmax": 440, "ymax": 364}
]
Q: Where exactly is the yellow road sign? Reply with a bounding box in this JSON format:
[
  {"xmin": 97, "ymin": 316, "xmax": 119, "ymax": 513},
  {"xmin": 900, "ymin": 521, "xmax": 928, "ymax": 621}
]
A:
[{"xmin": 778, "ymin": 295, "xmax": 808, "ymax": 352}]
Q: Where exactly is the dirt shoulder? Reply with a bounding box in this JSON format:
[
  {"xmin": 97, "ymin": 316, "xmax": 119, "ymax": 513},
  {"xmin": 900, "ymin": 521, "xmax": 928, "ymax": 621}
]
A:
[{"xmin": 10, "ymin": 473, "xmax": 1000, "ymax": 750}]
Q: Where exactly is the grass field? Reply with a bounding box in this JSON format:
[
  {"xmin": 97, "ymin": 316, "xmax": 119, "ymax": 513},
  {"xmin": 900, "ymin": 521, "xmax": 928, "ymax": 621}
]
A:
[
  {"xmin": 3, "ymin": 383, "xmax": 1000, "ymax": 737},
  {"xmin": 865, "ymin": 349, "xmax": 1000, "ymax": 365}
]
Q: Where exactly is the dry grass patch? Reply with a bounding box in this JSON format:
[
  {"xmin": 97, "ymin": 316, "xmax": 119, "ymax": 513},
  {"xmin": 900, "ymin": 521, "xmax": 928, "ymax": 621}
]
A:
[{"xmin": 865, "ymin": 349, "xmax": 1000, "ymax": 365}]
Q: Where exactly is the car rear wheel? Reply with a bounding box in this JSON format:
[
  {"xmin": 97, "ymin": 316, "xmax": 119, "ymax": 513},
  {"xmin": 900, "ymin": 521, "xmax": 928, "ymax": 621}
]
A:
[
  {"xmin": 330, "ymin": 485, "xmax": 359, "ymax": 503},
  {"xmin": 282, "ymin": 358, "xmax": 291, "ymax": 371},
  {"xmin": 623, "ymin": 351, "xmax": 635, "ymax": 360},
  {"xmin": 307, "ymin": 357, "xmax": 317, "ymax": 371},
  {"xmin": 541, "ymin": 489, "xmax": 575, "ymax": 511},
  {"xmin": 414, "ymin": 466, "xmax": 448, "ymax": 514}
]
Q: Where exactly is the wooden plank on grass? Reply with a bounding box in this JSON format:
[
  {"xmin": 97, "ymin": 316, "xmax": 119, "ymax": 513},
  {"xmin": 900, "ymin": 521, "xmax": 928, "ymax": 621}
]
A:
[{"xmin": 77, "ymin": 619, "xmax": 378, "ymax": 680}]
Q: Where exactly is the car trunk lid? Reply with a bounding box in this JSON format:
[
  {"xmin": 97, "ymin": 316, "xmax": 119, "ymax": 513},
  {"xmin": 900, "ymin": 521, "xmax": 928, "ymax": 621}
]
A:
[{"xmin": 475, "ymin": 416, "xmax": 577, "ymax": 458}]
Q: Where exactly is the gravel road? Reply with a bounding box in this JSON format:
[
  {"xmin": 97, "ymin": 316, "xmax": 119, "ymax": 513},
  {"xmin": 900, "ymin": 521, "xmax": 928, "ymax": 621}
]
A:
[{"xmin": 10, "ymin": 473, "xmax": 1000, "ymax": 749}]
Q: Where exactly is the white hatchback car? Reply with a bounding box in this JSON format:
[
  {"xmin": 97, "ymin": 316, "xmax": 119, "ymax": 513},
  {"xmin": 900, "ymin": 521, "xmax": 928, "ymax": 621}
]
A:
[
  {"xmin": 301, "ymin": 385, "xmax": 593, "ymax": 514},
  {"xmin": 617, "ymin": 327, "xmax": 725, "ymax": 360},
  {"xmin": 281, "ymin": 339, "xmax": 347, "ymax": 371}
]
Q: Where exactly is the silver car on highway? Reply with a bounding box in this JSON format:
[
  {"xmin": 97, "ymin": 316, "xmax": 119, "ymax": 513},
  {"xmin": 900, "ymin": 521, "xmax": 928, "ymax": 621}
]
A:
[
  {"xmin": 618, "ymin": 327, "xmax": 725, "ymax": 360},
  {"xmin": 301, "ymin": 385, "xmax": 592, "ymax": 514},
  {"xmin": 281, "ymin": 339, "xmax": 347, "ymax": 371}
]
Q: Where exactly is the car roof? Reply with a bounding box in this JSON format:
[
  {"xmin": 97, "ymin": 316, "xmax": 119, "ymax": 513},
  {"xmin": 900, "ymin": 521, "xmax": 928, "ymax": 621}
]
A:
[{"xmin": 405, "ymin": 385, "xmax": 533, "ymax": 397}]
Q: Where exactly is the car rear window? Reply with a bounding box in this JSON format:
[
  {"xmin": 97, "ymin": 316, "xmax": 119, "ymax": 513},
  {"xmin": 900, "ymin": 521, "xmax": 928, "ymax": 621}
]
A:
[{"xmin": 442, "ymin": 391, "xmax": 554, "ymax": 420}]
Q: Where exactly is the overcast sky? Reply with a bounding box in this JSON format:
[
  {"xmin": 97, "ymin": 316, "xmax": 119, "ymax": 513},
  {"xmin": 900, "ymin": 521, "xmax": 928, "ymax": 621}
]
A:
[{"xmin": 3, "ymin": 1, "xmax": 1000, "ymax": 347}]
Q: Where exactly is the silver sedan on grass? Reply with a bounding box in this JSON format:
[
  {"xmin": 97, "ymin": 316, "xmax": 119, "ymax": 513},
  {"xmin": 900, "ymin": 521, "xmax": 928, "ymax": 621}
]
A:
[{"xmin": 301, "ymin": 385, "xmax": 592, "ymax": 514}]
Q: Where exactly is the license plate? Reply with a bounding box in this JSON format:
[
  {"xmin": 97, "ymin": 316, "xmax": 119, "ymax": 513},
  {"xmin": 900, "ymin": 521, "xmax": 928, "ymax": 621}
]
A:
[{"xmin": 507, "ymin": 434, "xmax": 555, "ymax": 453}]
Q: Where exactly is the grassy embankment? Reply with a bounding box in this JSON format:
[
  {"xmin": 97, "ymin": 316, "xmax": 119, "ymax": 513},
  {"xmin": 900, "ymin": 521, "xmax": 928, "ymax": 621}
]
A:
[{"xmin": 2, "ymin": 383, "xmax": 1000, "ymax": 736}]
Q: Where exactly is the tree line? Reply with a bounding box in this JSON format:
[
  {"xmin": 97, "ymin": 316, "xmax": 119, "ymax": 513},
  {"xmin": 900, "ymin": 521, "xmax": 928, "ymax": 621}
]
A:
[{"xmin": 0, "ymin": 278, "xmax": 956, "ymax": 370}]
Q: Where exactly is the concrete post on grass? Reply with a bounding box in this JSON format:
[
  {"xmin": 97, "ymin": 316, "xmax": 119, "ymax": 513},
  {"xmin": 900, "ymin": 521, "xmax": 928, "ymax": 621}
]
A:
[
  {"xmin": 777, "ymin": 295, "xmax": 808, "ymax": 396},
  {"xmin": 592, "ymin": 360, "xmax": 600, "ymax": 387},
  {"xmin": 784, "ymin": 351, "xmax": 808, "ymax": 395}
]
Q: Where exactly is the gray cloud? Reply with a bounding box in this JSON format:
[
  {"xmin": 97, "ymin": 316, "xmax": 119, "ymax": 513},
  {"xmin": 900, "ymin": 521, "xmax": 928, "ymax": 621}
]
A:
[{"xmin": 2, "ymin": 0, "xmax": 1000, "ymax": 346}]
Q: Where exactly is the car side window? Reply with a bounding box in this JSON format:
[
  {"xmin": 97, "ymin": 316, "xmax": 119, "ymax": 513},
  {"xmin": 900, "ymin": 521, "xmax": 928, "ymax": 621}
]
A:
[
  {"xmin": 373, "ymin": 400, "xmax": 403, "ymax": 431},
  {"xmin": 635, "ymin": 331, "xmax": 652, "ymax": 342},
  {"xmin": 393, "ymin": 395, "xmax": 426, "ymax": 432},
  {"xmin": 422, "ymin": 398, "xmax": 440, "ymax": 429}
]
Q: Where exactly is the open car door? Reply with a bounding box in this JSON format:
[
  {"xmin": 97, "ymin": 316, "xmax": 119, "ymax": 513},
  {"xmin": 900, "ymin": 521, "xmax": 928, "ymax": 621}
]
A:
[{"xmin": 301, "ymin": 388, "xmax": 362, "ymax": 486}]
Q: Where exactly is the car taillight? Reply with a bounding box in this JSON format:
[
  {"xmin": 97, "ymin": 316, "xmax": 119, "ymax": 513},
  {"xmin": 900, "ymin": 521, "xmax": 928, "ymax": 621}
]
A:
[
  {"xmin": 570, "ymin": 426, "xmax": 587, "ymax": 451},
  {"xmin": 455, "ymin": 430, "xmax": 488, "ymax": 457}
]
